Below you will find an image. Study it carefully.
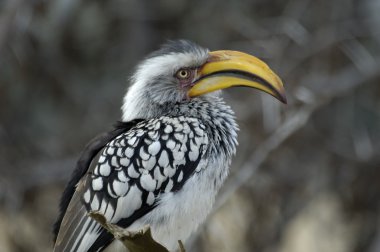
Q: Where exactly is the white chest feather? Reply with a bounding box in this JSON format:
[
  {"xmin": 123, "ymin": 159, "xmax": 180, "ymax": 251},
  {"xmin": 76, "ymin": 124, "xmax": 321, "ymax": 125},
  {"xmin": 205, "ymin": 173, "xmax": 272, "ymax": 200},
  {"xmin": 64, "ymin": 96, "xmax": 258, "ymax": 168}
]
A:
[{"xmin": 104, "ymin": 157, "xmax": 229, "ymax": 252}]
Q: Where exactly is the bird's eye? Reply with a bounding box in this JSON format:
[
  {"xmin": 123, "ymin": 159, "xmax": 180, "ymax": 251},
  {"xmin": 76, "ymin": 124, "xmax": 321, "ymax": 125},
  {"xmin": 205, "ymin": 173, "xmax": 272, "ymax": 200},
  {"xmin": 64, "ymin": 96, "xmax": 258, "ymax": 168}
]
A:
[{"xmin": 176, "ymin": 69, "xmax": 191, "ymax": 79}]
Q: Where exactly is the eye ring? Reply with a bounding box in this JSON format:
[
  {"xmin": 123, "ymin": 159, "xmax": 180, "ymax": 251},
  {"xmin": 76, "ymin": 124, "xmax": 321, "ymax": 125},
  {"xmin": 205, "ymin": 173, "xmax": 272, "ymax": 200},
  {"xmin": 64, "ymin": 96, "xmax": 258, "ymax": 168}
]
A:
[{"xmin": 176, "ymin": 69, "xmax": 191, "ymax": 79}]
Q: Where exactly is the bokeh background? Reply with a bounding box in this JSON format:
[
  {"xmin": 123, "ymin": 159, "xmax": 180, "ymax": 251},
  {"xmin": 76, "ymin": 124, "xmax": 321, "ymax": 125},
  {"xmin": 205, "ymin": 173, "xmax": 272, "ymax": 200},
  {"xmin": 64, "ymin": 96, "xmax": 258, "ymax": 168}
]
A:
[{"xmin": 1, "ymin": 0, "xmax": 380, "ymax": 251}]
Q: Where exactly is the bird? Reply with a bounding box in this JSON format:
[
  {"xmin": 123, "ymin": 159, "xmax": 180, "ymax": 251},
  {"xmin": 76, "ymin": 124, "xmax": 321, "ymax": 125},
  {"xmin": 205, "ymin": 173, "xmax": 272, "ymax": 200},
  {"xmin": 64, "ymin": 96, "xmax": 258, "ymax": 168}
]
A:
[{"xmin": 53, "ymin": 40, "xmax": 286, "ymax": 252}]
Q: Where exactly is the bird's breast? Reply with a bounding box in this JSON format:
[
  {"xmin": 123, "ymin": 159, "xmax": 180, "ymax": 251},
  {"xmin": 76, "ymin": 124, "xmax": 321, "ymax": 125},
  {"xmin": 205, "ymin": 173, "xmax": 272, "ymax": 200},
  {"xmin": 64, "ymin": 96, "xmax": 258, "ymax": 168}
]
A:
[{"xmin": 117, "ymin": 156, "xmax": 229, "ymax": 251}]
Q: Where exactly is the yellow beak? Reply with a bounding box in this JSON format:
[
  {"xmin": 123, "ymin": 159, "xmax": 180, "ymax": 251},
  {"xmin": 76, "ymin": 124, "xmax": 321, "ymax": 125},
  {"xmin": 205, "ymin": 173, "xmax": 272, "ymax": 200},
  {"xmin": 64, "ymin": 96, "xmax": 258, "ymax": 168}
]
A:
[{"xmin": 188, "ymin": 50, "xmax": 287, "ymax": 104}]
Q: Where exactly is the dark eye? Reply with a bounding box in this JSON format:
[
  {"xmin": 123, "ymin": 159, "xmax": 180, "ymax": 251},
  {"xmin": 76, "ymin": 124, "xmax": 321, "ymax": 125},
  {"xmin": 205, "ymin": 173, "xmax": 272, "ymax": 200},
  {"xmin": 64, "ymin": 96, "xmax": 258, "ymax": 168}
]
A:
[{"xmin": 176, "ymin": 69, "xmax": 191, "ymax": 79}]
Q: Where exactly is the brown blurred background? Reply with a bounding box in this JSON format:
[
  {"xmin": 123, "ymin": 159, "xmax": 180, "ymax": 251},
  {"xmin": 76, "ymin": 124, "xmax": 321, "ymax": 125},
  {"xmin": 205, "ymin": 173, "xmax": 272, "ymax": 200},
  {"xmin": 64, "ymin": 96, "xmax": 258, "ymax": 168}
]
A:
[{"xmin": 1, "ymin": 0, "xmax": 380, "ymax": 251}]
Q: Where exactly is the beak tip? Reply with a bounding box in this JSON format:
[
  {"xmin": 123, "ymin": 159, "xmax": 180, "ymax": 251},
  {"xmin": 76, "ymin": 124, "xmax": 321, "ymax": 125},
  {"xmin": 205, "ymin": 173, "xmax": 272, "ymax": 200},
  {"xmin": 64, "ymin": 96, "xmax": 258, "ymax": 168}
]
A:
[
  {"xmin": 280, "ymin": 94, "xmax": 288, "ymax": 104},
  {"xmin": 275, "ymin": 86, "xmax": 287, "ymax": 104}
]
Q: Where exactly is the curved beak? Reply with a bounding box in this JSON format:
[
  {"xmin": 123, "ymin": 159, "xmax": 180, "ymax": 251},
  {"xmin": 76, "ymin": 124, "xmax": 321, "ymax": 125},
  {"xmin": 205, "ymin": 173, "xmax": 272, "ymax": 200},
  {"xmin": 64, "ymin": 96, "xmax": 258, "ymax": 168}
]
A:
[{"xmin": 188, "ymin": 50, "xmax": 287, "ymax": 104}]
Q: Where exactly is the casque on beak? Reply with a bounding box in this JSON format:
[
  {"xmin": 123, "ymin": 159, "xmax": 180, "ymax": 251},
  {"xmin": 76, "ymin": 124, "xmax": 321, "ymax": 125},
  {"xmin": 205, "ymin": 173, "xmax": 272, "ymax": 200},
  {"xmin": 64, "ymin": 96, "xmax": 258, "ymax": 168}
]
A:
[{"xmin": 188, "ymin": 50, "xmax": 287, "ymax": 104}]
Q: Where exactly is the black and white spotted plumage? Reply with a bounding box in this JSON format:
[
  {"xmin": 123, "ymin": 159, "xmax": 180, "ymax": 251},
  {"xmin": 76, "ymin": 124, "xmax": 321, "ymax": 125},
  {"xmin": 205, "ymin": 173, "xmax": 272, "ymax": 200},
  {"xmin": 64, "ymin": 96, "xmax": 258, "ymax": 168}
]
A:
[
  {"xmin": 83, "ymin": 117, "xmax": 209, "ymax": 249},
  {"xmin": 53, "ymin": 40, "xmax": 240, "ymax": 252}
]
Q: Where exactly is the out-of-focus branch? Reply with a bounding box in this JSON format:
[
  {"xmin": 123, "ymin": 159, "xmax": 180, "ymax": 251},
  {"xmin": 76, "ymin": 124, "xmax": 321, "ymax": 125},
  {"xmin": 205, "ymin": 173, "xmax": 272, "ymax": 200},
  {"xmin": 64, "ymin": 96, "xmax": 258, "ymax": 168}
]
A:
[
  {"xmin": 185, "ymin": 55, "xmax": 380, "ymax": 250},
  {"xmin": 0, "ymin": 0, "xmax": 23, "ymax": 52},
  {"xmin": 214, "ymin": 102, "xmax": 318, "ymax": 211},
  {"xmin": 213, "ymin": 56, "xmax": 380, "ymax": 213}
]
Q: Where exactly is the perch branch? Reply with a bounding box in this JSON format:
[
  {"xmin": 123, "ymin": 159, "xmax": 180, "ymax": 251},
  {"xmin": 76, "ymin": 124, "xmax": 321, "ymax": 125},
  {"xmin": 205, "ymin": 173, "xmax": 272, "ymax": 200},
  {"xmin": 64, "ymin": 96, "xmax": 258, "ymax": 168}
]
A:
[{"xmin": 89, "ymin": 211, "xmax": 185, "ymax": 252}]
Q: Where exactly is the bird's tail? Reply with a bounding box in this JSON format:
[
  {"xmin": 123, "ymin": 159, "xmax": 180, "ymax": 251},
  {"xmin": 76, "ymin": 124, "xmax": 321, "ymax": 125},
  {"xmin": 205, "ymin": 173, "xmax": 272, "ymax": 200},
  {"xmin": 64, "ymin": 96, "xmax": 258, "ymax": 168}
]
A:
[{"xmin": 53, "ymin": 193, "xmax": 103, "ymax": 252}]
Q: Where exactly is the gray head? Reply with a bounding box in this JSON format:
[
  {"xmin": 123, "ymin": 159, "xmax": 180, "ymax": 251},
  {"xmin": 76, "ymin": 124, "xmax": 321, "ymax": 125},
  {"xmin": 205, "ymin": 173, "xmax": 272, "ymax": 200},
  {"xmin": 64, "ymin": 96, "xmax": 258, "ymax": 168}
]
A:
[
  {"xmin": 122, "ymin": 40, "xmax": 286, "ymax": 121},
  {"xmin": 122, "ymin": 40, "xmax": 210, "ymax": 121},
  {"xmin": 137, "ymin": 40, "xmax": 211, "ymax": 103}
]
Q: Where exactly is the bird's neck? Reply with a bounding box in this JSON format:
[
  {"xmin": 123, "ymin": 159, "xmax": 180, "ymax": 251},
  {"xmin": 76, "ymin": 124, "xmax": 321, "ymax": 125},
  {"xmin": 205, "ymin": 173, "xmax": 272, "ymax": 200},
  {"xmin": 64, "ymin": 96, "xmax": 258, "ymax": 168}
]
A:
[
  {"xmin": 174, "ymin": 97, "xmax": 239, "ymax": 190},
  {"xmin": 179, "ymin": 97, "xmax": 239, "ymax": 161}
]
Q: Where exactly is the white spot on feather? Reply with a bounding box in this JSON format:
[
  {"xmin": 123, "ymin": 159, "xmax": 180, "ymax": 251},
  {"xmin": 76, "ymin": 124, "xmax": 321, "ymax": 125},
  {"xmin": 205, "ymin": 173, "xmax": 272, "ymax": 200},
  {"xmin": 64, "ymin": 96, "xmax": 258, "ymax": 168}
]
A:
[
  {"xmin": 120, "ymin": 157, "xmax": 130, "ymax": 167},
  {"xmin": 154, "ymin": 121, "xmax": 161, "ymax": 130},
  {"xmin": 140, "ymin": 173, "xmax": 156, "ymax": 191},
  {"xmin": 99, "ymin": 163, "xmax": 111, "ymax": 177},
  {"xmin": 125, "ymin": 147, "xmax": 134, "ymax": 158},
  {"xmin": 98, "ymin": 155, "xmax": 106, "ymax": 163},
  {"xmin": 91, "ymin": 195, "xmax": 100, "ymax": 210},
  {"xmin": 92, "ymin": 177, "xmax": 103, "ymax": 191},
  {"xmin": 158, "ymin": 150, "xmax": 169, "ymax": 167},
  {"xmin": 163, "ymin": 166, "xmax": 176, "ymax": 177},
  {"xmin": 148, "ymin": 141, "xmax": 161, "ymax": 156},
  {"xmin": 111, "ymin": 156, "xmax": 118, "ymax": 167},
  {"xmin": 106, "ymin": 147, "xmax": 115, "ymax": 155},
  {"xmin": 147, "ymin": 192, "xmax": 155, "ymax": 205},
  {"xmin": 174, "ymin": 123, "xmax": 183, "ymax": 132},
  {"xmin": 189, "ymin": 148, "xmax": 199, "ymax": 161},
  {"xmin": 113, "ymin": 180, "xmax": 128, "ymax": 196},
  {"xmin": 164, "ymin": 125, "xmax": 173, "ymax": 133},
  {"xmin": 174, "ymin": 133, "xmax": 184, "ymax": 142},
  {"xmin": 165, "ymin": 179, "xmax": 173, "ymax": 192},
  {"xmin": 118, "ymin": 170, "xmax": 128, "ymax": 182},
  {"xmin": 177, "ymin": 170, "xmax": 183, "ymax": 182},
  {"xmin": 173, "ymin": 150, "xmax": 184, "ymax": 161},
  {"xmin": 128, "ymin": 136, "xmax": 137, "ymax": 146},
  {"xmin": 139, "ymin": 148, "xmax": 150, "ymax": 160},
  {"xmin": 166, "ymin": 139, "xmax": 175, "ymax": 150},
  {"xmin": 142, "ymin": 156, "xmax": 156, "ymax": 171},
  {"xmin": 84, "ymin": 189, "xmax": 91, "ymax": 203},
  {"xmin": 127, "ymin": 164, "xmax": 140, "ymax": 178}
]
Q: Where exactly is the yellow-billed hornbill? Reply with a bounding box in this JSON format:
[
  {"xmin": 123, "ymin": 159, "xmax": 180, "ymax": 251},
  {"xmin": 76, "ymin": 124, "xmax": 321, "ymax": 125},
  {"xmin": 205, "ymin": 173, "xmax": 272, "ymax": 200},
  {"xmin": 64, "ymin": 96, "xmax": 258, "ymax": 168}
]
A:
[{"xmin": 53, "ymin": 40, "xmax": 286, "ymax": 252}]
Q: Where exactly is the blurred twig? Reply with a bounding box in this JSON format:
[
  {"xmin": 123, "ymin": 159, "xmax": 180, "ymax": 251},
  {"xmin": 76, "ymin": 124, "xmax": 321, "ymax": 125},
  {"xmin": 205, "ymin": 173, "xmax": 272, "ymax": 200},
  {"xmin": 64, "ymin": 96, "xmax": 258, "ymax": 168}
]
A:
[
  {"xmin": 0, "ymin": 0, "xmax": 23, "ymax": 51},
  {"xmin": 185, "ymin": 55, "xmax": 380, "ymax": 250},
  {"xmin": 213, "ymin": 56, "xmax": 380, "ymax": 213}
]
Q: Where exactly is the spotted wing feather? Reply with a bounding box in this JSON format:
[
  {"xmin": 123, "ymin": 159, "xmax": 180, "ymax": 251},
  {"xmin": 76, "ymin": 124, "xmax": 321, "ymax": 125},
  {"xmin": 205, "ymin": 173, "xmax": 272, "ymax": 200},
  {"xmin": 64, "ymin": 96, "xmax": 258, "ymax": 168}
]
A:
[
  {"xmin": 53, "ymin": 120, "xmax": 142, "ymax": 242},
  {"xmin": 54, "ymin": 116, "xmax": 209, "ymax": 252}
]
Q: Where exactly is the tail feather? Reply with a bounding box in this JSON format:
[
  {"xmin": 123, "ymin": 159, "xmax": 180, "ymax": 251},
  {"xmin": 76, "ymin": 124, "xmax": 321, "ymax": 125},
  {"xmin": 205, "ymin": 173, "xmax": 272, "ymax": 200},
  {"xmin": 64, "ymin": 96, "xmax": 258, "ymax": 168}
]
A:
[{"xmin": 54, "ymin": 193, "xmax": 103, "ymax": 252}]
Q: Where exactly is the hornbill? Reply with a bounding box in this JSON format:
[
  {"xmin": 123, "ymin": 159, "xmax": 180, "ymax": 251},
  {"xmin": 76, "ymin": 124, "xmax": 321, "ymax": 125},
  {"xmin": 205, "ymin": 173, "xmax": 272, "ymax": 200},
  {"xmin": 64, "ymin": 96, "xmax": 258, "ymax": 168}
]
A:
[{"xmin": 53, "ymin": 40, "xmax": 286, "ymax": 252}]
